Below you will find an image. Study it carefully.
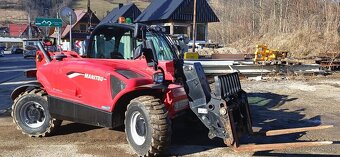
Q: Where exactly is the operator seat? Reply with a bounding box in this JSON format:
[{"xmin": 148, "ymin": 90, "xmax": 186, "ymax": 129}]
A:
[{"xmin": 110, "ymin": 51, "xmax": 124, "ymax": 59}]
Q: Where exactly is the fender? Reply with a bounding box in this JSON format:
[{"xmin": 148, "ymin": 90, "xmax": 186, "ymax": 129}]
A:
[
  {"xmin": 110, "ymin": 88, "xmax": 164, "ymax": 128},
  {"xmin": 24, "ymin": 69, "xmax": 37, "ymax": 78},
  {"xmin": 11, "ymin": 81, "xmax": 42, "ymax": 101},
  {"xmin": 136, "ymin": 84, "xmax": 168, "ymax": 90}
]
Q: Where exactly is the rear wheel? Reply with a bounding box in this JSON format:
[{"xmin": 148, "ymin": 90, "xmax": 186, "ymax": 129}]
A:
[
  {"xmin": 125, "ymin": 96, "xmax": 171, "ymax": 157},
  {"xmin": 11, "ymin": 89, "xmax": 61, "ymax": 137}
]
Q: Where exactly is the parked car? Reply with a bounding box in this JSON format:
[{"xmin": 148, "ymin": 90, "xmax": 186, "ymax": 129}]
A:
[
  {"xmin": 11, "ymin": 46, "xmax": 23, "ymax": 54},
  {"xmin": 0, "ymin": 46, "xmax": 5, "ymax": 57},
  {"xmin": 23, "ymin": 45, "xmax": 38, "ymax": 58}
]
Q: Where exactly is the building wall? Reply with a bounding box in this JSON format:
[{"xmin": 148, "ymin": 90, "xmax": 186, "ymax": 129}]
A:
[
  {"xmin": 157, "ymin": 22, "xmax": 209, "ymax": 41},
  {"xmin": 72, "ymin": 22, "xmax": 90, "ymax": 33}
]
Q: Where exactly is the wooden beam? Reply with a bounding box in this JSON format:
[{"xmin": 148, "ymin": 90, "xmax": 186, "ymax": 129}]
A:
[{"xmin": 234, "ymin": 141, "xmax": 333, "ymax": 152}]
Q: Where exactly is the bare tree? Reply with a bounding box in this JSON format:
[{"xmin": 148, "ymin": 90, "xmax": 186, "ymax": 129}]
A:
[{"xmin": 208, "ymin": 0, "xmax": 340, "ymax": 57}]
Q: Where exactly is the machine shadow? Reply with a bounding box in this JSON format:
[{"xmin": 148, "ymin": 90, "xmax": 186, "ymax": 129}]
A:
[
  {"xmin": 246, "ymin": 92, "xmax": 322, "ymax": 145},
  {"xmin": 169, "ymin": 92, "xmax": 325, "ymax": 156},
  {"xmin": 54, "ymin": 121, "xmax": 125, "ymax": 136},
  {"xmin": 54, "ymin": 122, "xmax": 102, "ymax": 136},
  {"xmin": 253, "ymin": 141, "xmax": 340, "ymax": 157},
  {"xmin": 0, "ymin": 109, "xmax": 11, "ymax": 118},
  {"xmin": 253, "ymin": 152, "xmax": 340, "ymax": 157}
]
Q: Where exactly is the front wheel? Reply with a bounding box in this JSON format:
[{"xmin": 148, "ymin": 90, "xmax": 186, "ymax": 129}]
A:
[
  {"xmin": 11, "ymin": 89, "xmax": 62, "ymax": 137},
  {"xmin": 125, "ymin": 96, "xmax": 171, "ymax": 157}
]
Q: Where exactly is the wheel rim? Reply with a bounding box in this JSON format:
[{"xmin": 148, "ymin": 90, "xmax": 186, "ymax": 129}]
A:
[
  {"xmin": 19, "ymin": 101, "xmax": 46, "ymax": 128},
  {"xmin": 130, "ymin": 111, "xmax": 146, "ymax": 145}
]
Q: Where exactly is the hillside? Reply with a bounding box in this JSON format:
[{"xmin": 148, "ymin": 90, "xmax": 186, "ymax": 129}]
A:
[
  {"xmin": 208, "ymin": 0, "xmax": 340, "ymax": 58},
  {"xmin": 0, "ymin": 0, "xmax": 27, "ymax": 24},
  {"xmin": 1, "ymin": 0, "xmax": 339, "ymax": 58},
  {"xmin": 71, "ymin": 0, "xmax": 150, "ymax": 19},
  {"xmin": 0, "ymin": 0, "xmax": 150, "ymax": 24}
]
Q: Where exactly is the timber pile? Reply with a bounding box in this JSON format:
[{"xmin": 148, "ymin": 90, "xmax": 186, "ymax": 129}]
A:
[{"xmin": 315, "ymin": 53, "xmax": 340, "ymax": 71}]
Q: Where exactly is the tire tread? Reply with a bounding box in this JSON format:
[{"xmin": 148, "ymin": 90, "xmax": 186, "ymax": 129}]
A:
[
  {"xmin": 125, "ymin": 96, "xmax": 171, "ymax": 157},
  {"xmin": 11, "ymin": 88, "xmax": 61, "ymax": 137}
]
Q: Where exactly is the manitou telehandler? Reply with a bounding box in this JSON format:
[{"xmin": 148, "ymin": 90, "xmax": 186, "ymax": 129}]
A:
[{"xmin": 11, "ymin": 23, "xmax": 332, "ymax": 156}]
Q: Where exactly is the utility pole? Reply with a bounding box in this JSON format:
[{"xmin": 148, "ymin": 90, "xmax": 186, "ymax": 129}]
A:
[
  {"xmin": 57, "ymin": 9, "xmax": 61, "ymax": 46},
  {"xmin": 252, "ymin": 0, "xmax": 255, "ymax": 36},
  {"xmin": 28, "ymin": 8, "xmax": 32, "ymax": 39},
  {"xmin": 69, "ymin": 12, "xmax": 72, "ymax": 51},
  {"xmin": 87, "ymin": 0, "xmax": 92, "ymax": 33},
  {"xmin": 44, "ymin": 8, "xmax": 49, "ymax": 37},
  {"xmin": 87, "ymin": 0, "xmax": 90, "ymax": 11},
  {"xmin": 192, "ymin": 0, "xmax": 197, "ymax": 53}
]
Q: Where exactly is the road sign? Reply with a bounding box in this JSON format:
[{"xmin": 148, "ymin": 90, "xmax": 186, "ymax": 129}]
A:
[{"xmin": 35, "ymin": 18, "xmax": 63, "ymax": 27}]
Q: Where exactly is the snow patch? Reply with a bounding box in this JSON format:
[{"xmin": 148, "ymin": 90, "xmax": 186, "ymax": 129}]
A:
[{"xmin": 288, "ymin": 82, "xmax": 316, "ymax": 92}]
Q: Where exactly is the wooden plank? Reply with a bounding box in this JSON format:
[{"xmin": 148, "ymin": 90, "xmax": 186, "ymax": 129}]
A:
[
  {"xmin": 234, "ymin": 141, "xmax": 333, "ymax": 152},
  {"xmin": 264, "ymin": 125, "xmax": 334, "ymax": 136}
]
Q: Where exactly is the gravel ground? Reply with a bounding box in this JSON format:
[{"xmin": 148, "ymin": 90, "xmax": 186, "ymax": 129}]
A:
[{"xmin": 0, "ymin": 75, "xmax": 339, "ymax": 157}]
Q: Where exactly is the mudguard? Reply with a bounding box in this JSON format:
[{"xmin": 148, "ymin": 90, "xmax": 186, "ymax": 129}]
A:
[{"xmin": 11, "ymin": 81, "xmax": 42, "ymax": 101}]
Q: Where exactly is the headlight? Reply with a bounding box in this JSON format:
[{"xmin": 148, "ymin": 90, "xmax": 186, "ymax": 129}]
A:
[{"xmin": 153, "ymin": 72, "xmax": 164, "ymax": 84}]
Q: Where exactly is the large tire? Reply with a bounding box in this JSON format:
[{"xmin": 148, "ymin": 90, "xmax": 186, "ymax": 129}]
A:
[
  {"xmin": 125, "ymin": 96, "xmax": 171, "ymax": 157},
  {"xmin": 11, "ymin": 89, "xmax": 62, "ymax": 137}
]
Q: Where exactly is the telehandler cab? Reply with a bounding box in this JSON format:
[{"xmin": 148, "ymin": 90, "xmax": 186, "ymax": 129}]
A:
[{"xmin": 11, "ymin": 23, "xmax": 332, "ymax": 156}]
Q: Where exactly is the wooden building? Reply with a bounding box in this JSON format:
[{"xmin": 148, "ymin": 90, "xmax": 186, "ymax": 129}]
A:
[
  {"xmin": 60, "ymin": 9, "xmax": 100, "ymax": 41},
  {"xmin": 135, "ymin": 0, "xmax": 219, "ymax": 41},
  {"xmin": 99, "ymin": 3, "xmax": 141, "ymax": 25}
]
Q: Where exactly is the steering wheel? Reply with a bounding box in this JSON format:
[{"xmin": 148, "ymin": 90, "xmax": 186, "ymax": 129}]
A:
[{"xmin": 97, "ymin": 53, "xmax": 105, "ymax": 58}]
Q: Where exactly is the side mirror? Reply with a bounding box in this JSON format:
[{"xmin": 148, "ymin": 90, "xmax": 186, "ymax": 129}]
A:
[
  {"xmin": 143, "ymin": 40, "xmax": 158, "ymax": 71},
  {"xmin": 134, "ymin": 23, "xmax": 146, "ymax": 40},
  {"xmin": 133, "ymin": 44, "xmax": 143, "ymax": 59}
]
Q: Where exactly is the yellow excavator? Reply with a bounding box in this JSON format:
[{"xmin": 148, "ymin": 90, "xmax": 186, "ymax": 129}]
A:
[{"xmin": 254, "ymin": 44, "xmax": 289, "ymax": 63}]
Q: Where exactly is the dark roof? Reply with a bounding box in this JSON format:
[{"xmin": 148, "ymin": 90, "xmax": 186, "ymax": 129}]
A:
[
  {"xmin": 99, "ymin": 3, "xmax": 141, "ymax": 25},
  {"xmin": 135, "ymin": 0, "xmax": 219, "ymax": 23},
  {"xmin": 92, "ymin": 23, "xmax": 135, "ymax": 34}
]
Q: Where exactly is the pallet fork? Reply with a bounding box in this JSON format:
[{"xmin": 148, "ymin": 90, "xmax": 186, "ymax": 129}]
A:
[{"xmin": 182, "ymin": 63, "xmax": 333, "ymax": 152}]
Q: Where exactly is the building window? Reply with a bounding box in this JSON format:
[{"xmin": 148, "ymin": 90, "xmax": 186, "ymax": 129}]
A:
[
  {"xmin": 164, "ymin": 26, "xmax": 170, "ymax": 34},
  {"xmin": 190, "ymin": 24, "xmax": 206, "ymax": 41},
  {"xmin": 80, "ymin": 24, "xmax": 87, "ymax": 31},
  {"xmin": 196, "ymin": 24, "xmax": 206, "ymax": 41},
  {"xmin": 174, "ymin": 26, "xmax": 188, "ymax": 35}
]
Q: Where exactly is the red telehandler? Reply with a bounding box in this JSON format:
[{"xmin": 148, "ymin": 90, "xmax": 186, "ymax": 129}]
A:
[{"xmin": 11, "ymin": 23, "xmax": 332, "ymax": 156}]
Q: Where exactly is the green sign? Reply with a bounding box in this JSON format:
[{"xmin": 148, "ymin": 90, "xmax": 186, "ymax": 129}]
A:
[{"xmin": 35, "ymin": 18, "xmax": 63, "ymax": 27}]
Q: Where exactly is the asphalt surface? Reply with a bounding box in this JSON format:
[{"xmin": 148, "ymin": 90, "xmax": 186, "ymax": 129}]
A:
[{"xmin": 0, "ymin": 54, "xmax": 35, "ymax": 111}]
